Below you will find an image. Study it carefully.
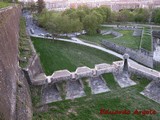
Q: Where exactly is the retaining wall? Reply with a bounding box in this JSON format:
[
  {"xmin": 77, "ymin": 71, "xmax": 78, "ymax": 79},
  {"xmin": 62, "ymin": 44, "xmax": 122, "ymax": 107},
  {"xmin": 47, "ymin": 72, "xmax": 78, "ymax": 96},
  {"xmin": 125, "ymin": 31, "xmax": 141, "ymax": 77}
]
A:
[
  {"xmin": 0, "ymin": 5, "xmax": 32, "ymax": 120},
  {"xmin": 102, "ymin": 40, "xmax": 153, "ymax": 68}
]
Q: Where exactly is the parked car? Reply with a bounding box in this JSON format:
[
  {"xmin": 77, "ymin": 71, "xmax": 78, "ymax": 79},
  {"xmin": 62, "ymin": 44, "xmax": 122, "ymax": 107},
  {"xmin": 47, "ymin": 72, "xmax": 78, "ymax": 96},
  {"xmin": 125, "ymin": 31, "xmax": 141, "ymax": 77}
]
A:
[
  {"xmin": 30, "ymin": 28, "xmax": 34, "ymax": 34},
  {"xmin": 45, "ymin": 33, "xmax": 52, "ymax": 37},
  {"xmin": 38, "ymin": 33, "xmax": 44, "ymax": 37}
]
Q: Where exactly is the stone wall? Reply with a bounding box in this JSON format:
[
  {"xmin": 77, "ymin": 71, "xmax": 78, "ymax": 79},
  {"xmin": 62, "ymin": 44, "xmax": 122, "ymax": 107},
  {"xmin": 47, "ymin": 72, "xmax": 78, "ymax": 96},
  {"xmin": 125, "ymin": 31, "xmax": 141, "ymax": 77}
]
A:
[
  {"xmin": 23, "ymin": 54, "xmax": 45, "ymax": 84},
  {"xmin": 102, "ymin": 40, "xmax": 153, "ymax": 68},
  {"xmin": 31, "ymin": 64, "xmax": 115, "ymax": 86},
  {"xmin": 100, "ymin": 30, "xmax": 123, "ymax": 38},
  {"xmin": 129, "ymin": 65, "xmax": 159, "ymax": 81},
  {"xmin": 0, "ymin": 6, "xmax": 32, "ymax": 120}
]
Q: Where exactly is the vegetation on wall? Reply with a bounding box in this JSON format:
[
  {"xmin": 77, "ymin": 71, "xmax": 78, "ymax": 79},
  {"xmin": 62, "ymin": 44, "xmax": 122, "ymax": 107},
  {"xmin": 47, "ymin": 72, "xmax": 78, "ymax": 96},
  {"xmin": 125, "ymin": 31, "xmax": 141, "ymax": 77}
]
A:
[{"xmin": 19, "ymin": 17, "xmax": 33, "ymax": 68}]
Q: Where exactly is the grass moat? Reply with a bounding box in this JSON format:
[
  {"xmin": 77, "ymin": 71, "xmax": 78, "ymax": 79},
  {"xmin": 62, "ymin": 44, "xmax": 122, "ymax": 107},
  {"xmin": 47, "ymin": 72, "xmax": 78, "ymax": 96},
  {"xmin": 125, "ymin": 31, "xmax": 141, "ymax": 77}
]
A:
[{"xmin": 31, "ymin": 37, "xmax": 160, "ymax": 120}]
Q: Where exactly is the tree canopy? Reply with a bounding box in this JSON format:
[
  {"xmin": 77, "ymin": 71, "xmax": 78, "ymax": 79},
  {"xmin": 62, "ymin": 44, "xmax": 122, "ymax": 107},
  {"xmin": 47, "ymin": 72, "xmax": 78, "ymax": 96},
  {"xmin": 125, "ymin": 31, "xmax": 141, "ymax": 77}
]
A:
[{"xmin": 36, "ymin": 6, "xmax": 160, "ymax": 35}]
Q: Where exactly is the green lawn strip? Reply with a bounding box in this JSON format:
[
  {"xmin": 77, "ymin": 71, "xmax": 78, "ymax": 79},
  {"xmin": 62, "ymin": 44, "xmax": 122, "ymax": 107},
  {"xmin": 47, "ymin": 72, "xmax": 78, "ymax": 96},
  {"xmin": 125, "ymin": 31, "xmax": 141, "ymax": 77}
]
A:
[
  {"xmin": 100, "ymin": 26, "xmax": 114, "ymax": 31},
  {"xmin": 33, "ymin": 74, "xmax": 160, "ymax": 120},
  {"xmin": 31, "ymin": 37, "xmax": 120, "ymax": 75},
  {"xmin": 110, "ymin": 30, "xmax": 141, "ymax": 49},
  {"xmin": 79, "ymin": 34, "xmax": 115, "ymax": 44},
  {"xmin": 56, "ymin": 81, "xmax": 67, "ymax": 100},
  {"xmin": 79, "ymin": 30, "xmax": 141, "ymax": 50},
  {"xmin": 0, "ymin": 2, "xmax": 11, "ymax": 8},
  {"xmin": 141, "ymin": 27, "xmax": 152, "ymax": 51},
  {"xmin": 81, "ymin": 78, "xmax": 92, "ymax": 96},
  {"xmin": 141, "ymin": 34, "xmax": 152, "ymax": 51}
]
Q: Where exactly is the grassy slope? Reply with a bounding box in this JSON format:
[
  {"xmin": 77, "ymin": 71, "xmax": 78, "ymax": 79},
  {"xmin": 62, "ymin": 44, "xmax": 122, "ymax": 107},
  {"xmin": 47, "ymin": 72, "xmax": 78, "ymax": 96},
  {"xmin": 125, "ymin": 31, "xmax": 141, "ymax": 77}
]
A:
[
  {"xmin": 79, "ymin": 29, "xmax": 141, "ymax": 50},
  {"xmin": 79, "ymin": 34, "xmax": 115, "ymax": 44},
  {"xmin": 33, "ymin": 74, "xmax": 160, "ymax": 120},
  {"xmin": 19, "ymin": 17, "xmax": 32, "ymax": 68},
  {"xmin": 0, "ymin": 2, "xmax": 11, "ymax": 8},
  {"xmin": 31, "ymin": 38, "xmax": 160, "ymax": 120},
  {"xmin": 141, "ymin": 27, "xmax": 152, "ymax": 51},
  {"xmin": 31, "ymin": 37, "xmax": 120, "ymax": 75}
]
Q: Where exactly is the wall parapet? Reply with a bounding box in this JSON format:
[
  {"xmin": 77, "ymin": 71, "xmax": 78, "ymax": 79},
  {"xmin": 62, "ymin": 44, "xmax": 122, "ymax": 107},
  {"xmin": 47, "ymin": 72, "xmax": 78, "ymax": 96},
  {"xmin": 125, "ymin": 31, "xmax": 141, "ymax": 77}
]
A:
[{"xmin": 30, "ymin": 63, "xmax": 115, "ymax": 86}]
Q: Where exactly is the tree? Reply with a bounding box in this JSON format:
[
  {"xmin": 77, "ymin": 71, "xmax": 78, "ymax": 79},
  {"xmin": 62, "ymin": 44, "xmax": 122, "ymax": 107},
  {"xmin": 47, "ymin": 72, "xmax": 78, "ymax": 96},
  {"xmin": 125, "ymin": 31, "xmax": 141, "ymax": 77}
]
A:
[
  {"xmin": 83, "ymin": 14, "xmax": 99, "ymax": 35},
  {"xmin": 116, "ymin": 10, "xmax": 134, "ymax": 22},
  {"xmin": 92, "ymin": 6, "xmax": 111, "ymax": 23},
  {"xmin": 110, "ymin": 11, "xmax": 117, "ymax": 23},
  {"xmin": 76, "ymin": 9, "xmax": 86, "ymax": 22},
  {"xmin": 134, "ymin": 8, "xmax": 149, "ymax": 23},
  {"xmin": 37, "ymin": 0, "xmax": 45, "ymax": 13},
  {"xmin": 30, "ymin": 1, "xmax": 37, "ymax": 12},
  {"xmin": 152, "ymin": 9, "xmax": 160, "ymax": 24}
]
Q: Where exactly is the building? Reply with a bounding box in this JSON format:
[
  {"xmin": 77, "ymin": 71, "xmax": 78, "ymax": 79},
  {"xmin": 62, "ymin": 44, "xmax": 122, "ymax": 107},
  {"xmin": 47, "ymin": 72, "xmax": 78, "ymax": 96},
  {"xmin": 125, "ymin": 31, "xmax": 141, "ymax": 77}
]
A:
[{"xmin": 21, "ymin": 0, "xmax": 160, "ymax": 11}]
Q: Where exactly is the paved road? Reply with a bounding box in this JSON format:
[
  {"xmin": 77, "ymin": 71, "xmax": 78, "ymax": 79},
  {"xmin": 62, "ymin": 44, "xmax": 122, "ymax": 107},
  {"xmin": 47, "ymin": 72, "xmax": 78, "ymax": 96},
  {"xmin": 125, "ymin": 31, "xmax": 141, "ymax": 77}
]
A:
[{"xmin": 23, "ymin": 11, "xmax": 49, "ymax": 36}]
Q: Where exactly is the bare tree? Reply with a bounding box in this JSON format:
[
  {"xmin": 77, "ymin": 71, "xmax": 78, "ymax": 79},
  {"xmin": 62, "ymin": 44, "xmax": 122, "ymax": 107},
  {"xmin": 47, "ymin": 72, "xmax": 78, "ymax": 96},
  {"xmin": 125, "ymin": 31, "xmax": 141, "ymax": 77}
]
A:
[{"xmin": 37, "ymin": 0, "xmax": 45, "ymax": 13}]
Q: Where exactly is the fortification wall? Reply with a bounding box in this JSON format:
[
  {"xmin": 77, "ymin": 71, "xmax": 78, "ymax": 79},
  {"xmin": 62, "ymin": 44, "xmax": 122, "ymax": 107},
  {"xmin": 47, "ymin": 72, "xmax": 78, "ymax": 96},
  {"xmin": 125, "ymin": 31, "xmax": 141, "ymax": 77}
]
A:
[
  {"xmin": 0, "ymin": 6, "xmax": 32, "ymax": 120},
  {"xmin": 102, "ymin": 40, "xmax": 153, "ymax": 68}
]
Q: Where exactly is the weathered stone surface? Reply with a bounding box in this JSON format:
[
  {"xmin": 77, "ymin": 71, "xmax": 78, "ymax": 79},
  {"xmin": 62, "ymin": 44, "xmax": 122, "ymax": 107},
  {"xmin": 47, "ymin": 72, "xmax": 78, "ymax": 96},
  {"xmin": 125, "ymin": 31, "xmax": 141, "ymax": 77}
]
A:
[
  {"xmin": 32, "ymin": 73, "xmax": 47, "ymax": 85},
  {"xmin": 129, "ymin": 61, "xmax": 160, "ymax": 81},
  {"xmin": 51, "ymin": 70, "xmax": 72, "ymax": 82},
  {"xmin": 16, "ymin": 70, "xmax": 32, "ymax": 120},
  {"xmin": 95, "ymin": 63, "xmax": 114, "ymax": 76},
  {"xmin": 0, "ymin": 5, "xmax": 32, "ymax": 120},
  {"xmin": 113, "ymin": 60, "xmax": 136, "ymax": 88},
  {"xmin": 153, "ymin": 31, "xmax": 160, "ymax": 62},
  {"xmin": 102, "ymin": 40, "xmax": 153, "ymax": 68},
  {"xmin": 65, "ymin": 80, "xmax": 86, "ymax": 99},
  {"xmin": 100, "ymin": 30, "xmax": 123, "ymax": 38},
  {"xmin": 76, "ymin": 66, "xmax": 93, "ymax": 78},
  {"xmin": 141, "ymin": 80, "xmax": 160, "ymax": 104},
  {"xmin": 41, "ymin": 84, "xmax": 62, "ymax": 104},
  {"xmin": 24, "ymin": 54, "xmax": 44, "ymax": 84},
  {"xmin": 133, "ymin": 29, "xmax": 142, "ymax": 37},
  {"xmin": 113, "ymin": 72, "xmax": 136, "ymax": 88},
  {"xmin": 89, "ymin": 76, "xmax": 110, "ymax": 94}
]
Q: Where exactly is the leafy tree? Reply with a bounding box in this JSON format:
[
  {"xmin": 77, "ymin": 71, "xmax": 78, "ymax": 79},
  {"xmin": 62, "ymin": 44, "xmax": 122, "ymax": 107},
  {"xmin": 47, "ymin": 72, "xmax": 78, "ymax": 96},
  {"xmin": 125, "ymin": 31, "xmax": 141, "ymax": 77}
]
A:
[
  {"xmin": 76, "ymin": 9, "xmax": 86, "ymax": 22},
  {"xmin": 110, "ymin": 11, "xmax": 117, "ymax": 23},
  {"xmin": 92, "ymin": 6, "xmax": 111, "ymax": 22},
  {"xmin": 116, "ymin": 10, "xmax": 134, "ymax": 22},
  {"xmin": 83, "ymin": 14, "xmax": 99, "ymax": 35},
  {"xmin": 134, "ymin": 8, "xmax": 149, "ymax": 23},
  {"xmin": 152, "ymin": 9, "xmax": 160, "ymax": 24}
]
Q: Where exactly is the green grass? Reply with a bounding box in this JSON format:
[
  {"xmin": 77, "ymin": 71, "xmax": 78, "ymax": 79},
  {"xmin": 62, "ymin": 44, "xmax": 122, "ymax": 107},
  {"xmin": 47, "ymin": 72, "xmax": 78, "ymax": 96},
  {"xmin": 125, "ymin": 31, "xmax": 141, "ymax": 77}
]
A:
[
  {"xmin": 141, "ymin": 27, "xmax": 152, "ymax": 51},
  {"xmin": 79, "ymin": 29, "xmax": 141, "ymax": 50},
  {"xmin": 31, "ymin": 37, "xmax": 160, "ymax": 120},
  {"xmin": 107, "ymin": 30, "xmax": 141, "ymax": 49},
  {"xmin": 31, "ymin": 37, "xmax": 120, "ymax": 75},
  {"xmin": 33, "ymin": 74, "xmax": 160, "ymax": 120},
  {"xmin": 19, "ymin": 17, "xmax": 32, "ymax": 68},
  {"xmin": 79, "ymin": 34, "xmax": 115, "ymax": 44},
  {"xmin": 0, "ymin": 2, "xmax": 11, "ymax": 8}
]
